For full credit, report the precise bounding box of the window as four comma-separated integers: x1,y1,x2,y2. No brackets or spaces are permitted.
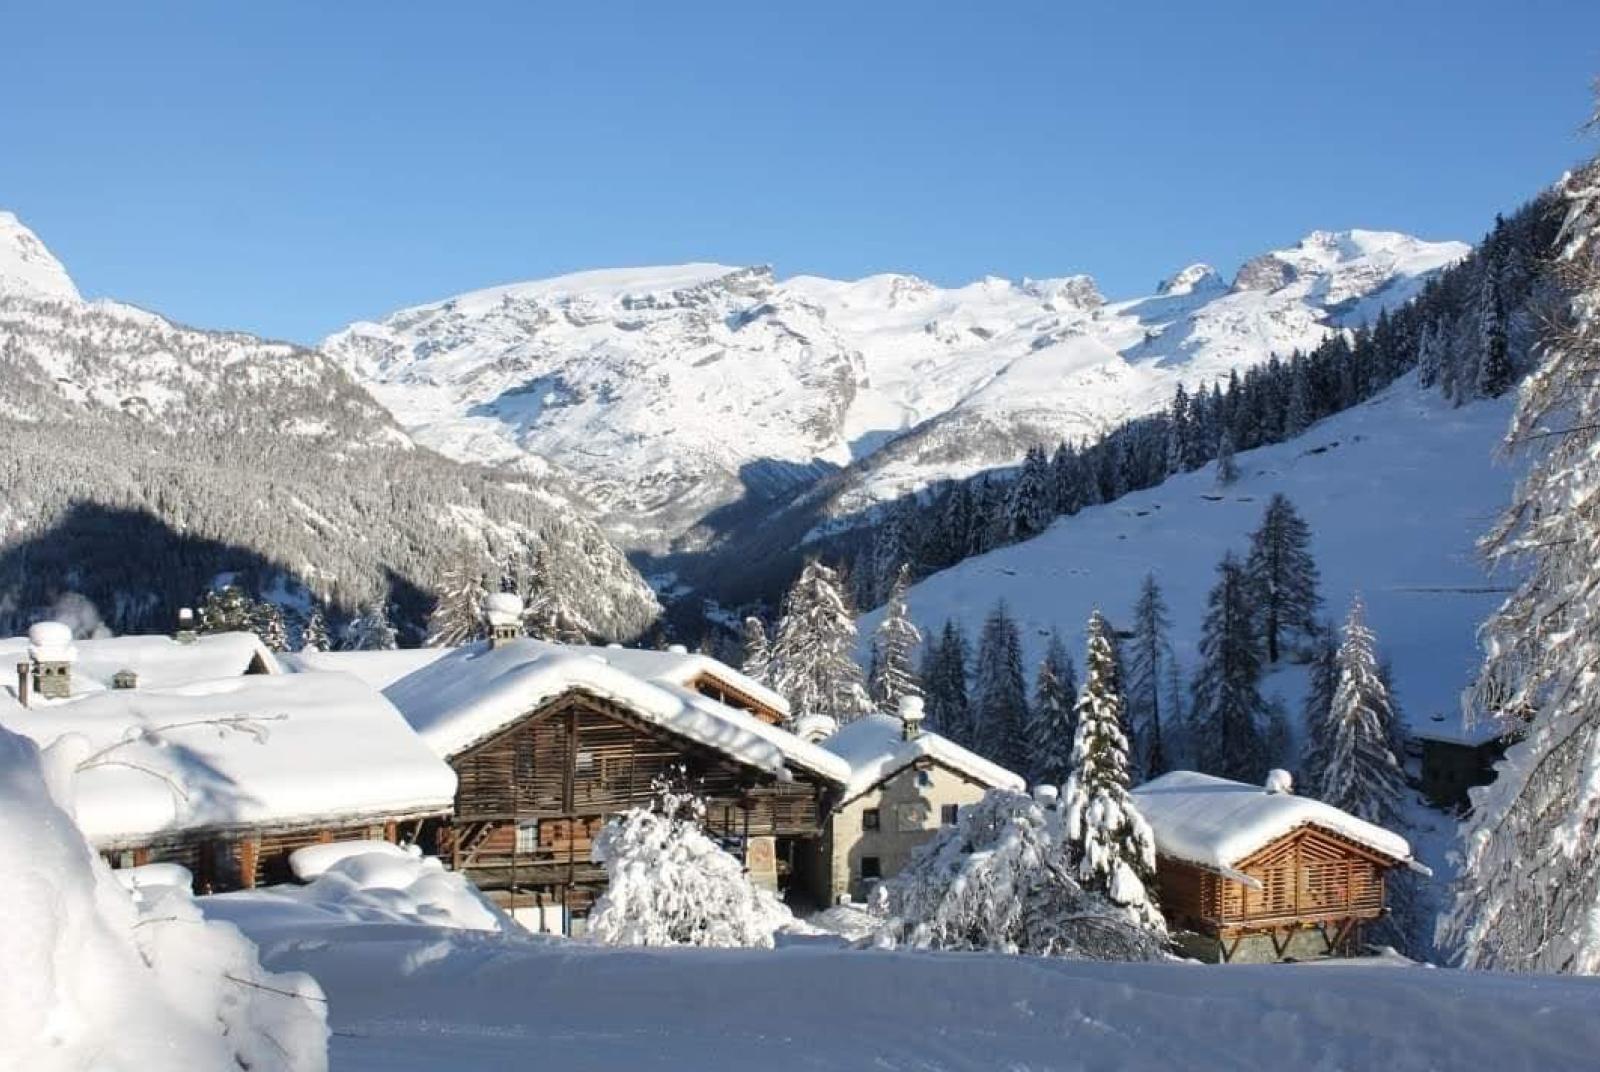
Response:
861,856,882,881
941,804,960,826
574,750,596,778
862,808,881,832
916,770,933,788
515,822,538,854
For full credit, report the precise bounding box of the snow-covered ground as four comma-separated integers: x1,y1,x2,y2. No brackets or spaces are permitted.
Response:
322,231,1466,552
215,910,1600,1071
861,375,1519,750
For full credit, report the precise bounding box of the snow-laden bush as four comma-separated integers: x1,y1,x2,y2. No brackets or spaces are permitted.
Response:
588,782,792,948
872,788,1166,961
0,727,328,1071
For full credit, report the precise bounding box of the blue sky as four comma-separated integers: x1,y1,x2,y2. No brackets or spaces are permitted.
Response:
3,2,1598,344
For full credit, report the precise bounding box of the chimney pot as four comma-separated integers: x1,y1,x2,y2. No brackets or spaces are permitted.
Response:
898,695,925,740
1265,769,1294,795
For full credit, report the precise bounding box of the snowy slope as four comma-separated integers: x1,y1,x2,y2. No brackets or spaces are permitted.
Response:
859,375,1518,746
324,231,1467,553
213,911,1600,1071
0,211,78,302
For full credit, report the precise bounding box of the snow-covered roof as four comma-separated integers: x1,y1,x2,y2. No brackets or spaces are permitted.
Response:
0,631,278,703
1410,713,1509,747
380,638,846,784
0,671,456,846
278,647,451,691
1131,771,1415,875
820,713,1025,804
575,644,790,719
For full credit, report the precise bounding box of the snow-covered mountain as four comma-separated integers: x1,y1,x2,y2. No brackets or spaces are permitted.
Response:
0,213,660,641
325,230,1468,555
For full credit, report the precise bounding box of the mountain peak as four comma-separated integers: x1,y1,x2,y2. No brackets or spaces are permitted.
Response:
0,211,79,302
1157,264,1223,297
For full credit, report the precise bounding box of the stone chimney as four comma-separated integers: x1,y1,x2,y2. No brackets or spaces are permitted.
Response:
175,607,198,645
484,591,525,648
28,621,77,701
112,668,139,690
15,661,29,708
898,695,925,741
1265,769,1294,795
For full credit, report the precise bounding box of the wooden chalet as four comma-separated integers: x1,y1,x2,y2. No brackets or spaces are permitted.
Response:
380,631,850,931
1133,770,1426,963
0,626,457,894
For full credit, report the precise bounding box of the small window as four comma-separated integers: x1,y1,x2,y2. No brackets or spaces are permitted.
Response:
941,804,960,826
515,822,538,854
861,856,882,881
574,750,596,778
862,808,881,832
916,770,933,788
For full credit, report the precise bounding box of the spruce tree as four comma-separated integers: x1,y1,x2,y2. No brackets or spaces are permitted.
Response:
1312,597,1406,828
869,566,924,714
248,599,289,652
198,584,256,634
1443,139,1600,973
1190,553,1270,783
1475,263,1514,398
1244,494,1322,663
973,601,1030,772
1007,446,1054,543
1025,630,1078,786
425,555,489,647
1125,573,1171,782
300,609,331,653
1214,427,1239,486
1061,610,1165,932
1298,625,1340,787
768,559,874,725
921,620,973,746
343,603,398,651
739,616,771,684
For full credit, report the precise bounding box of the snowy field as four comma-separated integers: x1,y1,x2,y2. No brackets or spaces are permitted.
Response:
862,376,1520,748
208,910,1600,1071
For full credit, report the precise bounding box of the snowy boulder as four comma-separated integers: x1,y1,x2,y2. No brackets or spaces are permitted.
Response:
289,838,418,882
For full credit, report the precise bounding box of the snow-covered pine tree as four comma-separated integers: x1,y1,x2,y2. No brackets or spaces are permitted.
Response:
247,599,288,652
739,615,771,684
1416,319,1444,389
1162,657,1189,769
342,603,398,651
425,554,489,647
921,619,973,746
1061,610,1165,933
1007,446,1054,543
869,565,923,714
974,601,1030,773
1285,357,1315,437
1190,553,1270,783
197,584,255,634
1126,573,1172,781
1244,493,1322,663
768,559,874,725
1026,630,1078,787
1476,258,1515,398
299,609,331,653
1312,596,1406,828
1214,426,1239,486
1441,137,1600,974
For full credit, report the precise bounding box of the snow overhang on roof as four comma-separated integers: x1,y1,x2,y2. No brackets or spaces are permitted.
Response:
381,639,845,785
0,670,456,845
1131,770,1422,877
821,712,1026,803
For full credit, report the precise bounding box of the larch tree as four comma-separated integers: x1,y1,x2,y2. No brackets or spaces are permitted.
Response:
1244,494,1322,663
768,559,874,726
1125,573,1173,781
973,601,1030,773
1441,134,1600,974
1190,553,1270,783
739,616,771,685
1061,611,1165,933
1026,630,1078,787
869,565,924,714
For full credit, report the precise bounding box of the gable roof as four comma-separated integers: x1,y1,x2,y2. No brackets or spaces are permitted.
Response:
1131,770,1416,875
278,647,451,690
0,632,277,702
820,713,1025,803
379,638,846,784
0,671,456,846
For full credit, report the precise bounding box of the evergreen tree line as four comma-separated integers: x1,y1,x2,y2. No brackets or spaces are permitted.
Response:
846,195,1564,611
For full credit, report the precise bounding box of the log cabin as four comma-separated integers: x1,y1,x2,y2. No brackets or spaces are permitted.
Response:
1132,770,1427,963
818,697,1025,902
377,630,850,933
0,623,456,892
